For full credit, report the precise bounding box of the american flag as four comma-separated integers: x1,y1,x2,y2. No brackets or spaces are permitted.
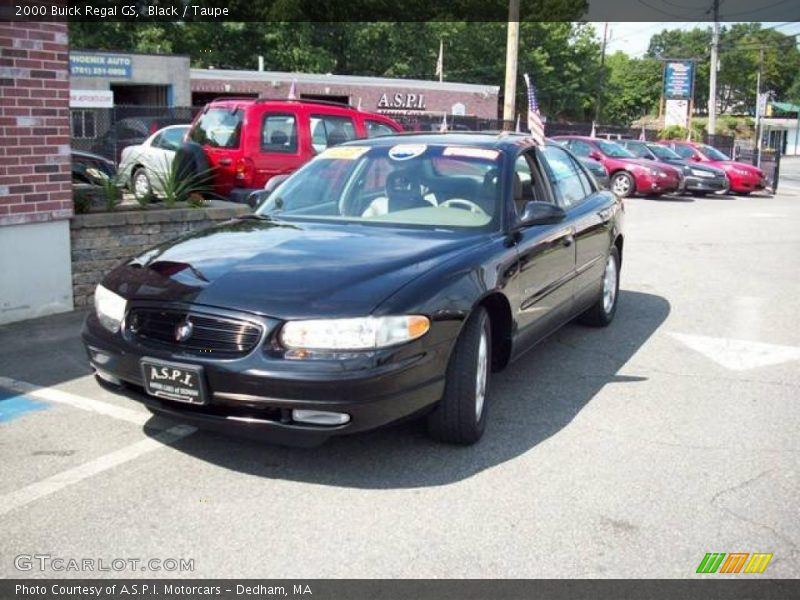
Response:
523,73,545,145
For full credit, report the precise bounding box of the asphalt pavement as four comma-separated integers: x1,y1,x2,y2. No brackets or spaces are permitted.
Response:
1,163,798,578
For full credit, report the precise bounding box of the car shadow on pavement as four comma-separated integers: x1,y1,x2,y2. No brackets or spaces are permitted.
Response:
151,290,670,489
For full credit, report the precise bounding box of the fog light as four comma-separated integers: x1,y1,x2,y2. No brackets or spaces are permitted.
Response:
292,409,350,426
94,368,121,386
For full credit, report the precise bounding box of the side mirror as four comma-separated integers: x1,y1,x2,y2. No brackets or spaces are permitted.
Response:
589,151,602,161
692,155,702,162
248,174,290,209
518,201,566,227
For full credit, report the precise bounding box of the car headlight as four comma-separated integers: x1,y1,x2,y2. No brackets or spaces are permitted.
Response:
280,315,430,351
94,284,127,333
690,168,714,178
648,168,666,177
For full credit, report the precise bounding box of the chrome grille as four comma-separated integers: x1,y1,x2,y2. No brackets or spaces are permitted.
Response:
127,308,263,356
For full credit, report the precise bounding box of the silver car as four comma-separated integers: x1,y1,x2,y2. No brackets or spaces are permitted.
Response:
118,125,189,200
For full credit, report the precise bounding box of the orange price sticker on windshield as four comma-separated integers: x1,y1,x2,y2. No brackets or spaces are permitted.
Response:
319,146,370,160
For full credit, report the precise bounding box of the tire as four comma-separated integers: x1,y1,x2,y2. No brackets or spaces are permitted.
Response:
579,246,620,327
611,172,635,197
132,167,151,200
427,307,491,445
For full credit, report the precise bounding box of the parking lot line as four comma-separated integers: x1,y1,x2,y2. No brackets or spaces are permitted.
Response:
0,376,148,426
0,423,196,517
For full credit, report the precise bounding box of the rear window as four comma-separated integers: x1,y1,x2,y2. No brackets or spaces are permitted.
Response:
310,115,357,153
189,108,243,149
366,120,396,138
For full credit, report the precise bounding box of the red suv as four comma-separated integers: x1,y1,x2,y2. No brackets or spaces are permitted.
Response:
658,141,766,195
185,99,403,201
552,135,682,197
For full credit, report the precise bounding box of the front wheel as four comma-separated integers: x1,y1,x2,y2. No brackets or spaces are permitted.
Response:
611,172,635,198
427,307,491,445
579,246,620,327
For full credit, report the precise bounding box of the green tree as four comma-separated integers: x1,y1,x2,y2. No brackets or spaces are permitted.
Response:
600,51,661,126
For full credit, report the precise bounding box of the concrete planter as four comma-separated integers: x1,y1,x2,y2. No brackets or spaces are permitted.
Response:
70,200,249,307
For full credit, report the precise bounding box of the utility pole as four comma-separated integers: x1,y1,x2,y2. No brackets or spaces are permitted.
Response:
594,22,609,126
754,45,764,167
708,0,720,135
502,0,520,130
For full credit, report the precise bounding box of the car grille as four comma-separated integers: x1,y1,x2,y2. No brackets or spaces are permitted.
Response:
127,308,263,356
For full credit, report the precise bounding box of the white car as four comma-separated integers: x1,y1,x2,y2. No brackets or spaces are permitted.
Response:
118,125,190,200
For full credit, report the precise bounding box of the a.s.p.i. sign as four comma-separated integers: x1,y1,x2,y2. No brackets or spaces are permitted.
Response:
664,60,695,100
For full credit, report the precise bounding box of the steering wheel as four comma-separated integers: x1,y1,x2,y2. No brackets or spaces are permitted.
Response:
439,198,488,216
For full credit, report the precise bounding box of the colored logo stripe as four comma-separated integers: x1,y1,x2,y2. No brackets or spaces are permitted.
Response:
719,553,749,574
697,553,726,573
744,553,773,574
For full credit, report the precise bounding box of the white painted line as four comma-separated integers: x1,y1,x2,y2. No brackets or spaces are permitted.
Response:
0,376,148,426
670,333,800,371
0,424,196,517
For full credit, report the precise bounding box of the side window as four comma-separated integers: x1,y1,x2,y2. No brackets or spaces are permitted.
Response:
540,146,592,209
512,154,540,217
159,127,186,151
309,115,357,152
262,114,298,153
673,144,694,159
625,142,649,158
569,140,593,158
150,133,165,149
365,120,395,138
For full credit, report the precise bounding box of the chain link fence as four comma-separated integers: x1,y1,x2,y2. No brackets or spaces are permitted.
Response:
70,105,200,163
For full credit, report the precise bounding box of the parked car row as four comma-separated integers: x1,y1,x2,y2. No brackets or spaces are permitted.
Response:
551,135,766,198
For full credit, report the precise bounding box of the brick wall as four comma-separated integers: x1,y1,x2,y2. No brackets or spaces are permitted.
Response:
0,22,72,226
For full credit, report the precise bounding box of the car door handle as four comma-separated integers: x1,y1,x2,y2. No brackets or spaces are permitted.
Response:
218,158,232,166
563,235,574,247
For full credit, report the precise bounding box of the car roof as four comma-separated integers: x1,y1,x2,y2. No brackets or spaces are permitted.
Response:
337,131,539,152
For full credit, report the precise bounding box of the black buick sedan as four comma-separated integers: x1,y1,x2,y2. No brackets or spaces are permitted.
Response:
83,133,624,445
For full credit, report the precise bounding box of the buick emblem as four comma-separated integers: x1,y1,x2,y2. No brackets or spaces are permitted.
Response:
175,319,194,342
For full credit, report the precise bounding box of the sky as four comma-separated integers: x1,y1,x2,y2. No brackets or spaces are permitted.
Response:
600,21,800,57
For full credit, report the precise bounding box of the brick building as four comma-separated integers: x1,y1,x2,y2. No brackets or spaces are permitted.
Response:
0,22,73,324
190,69,499,119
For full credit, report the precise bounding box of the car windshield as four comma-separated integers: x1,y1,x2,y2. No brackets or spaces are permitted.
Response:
699,144,730,161
596,140,635,158
189,107,243,148
255,143,502,231
648,144,681,160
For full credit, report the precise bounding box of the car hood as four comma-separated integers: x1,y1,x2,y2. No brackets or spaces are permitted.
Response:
102,218,488,319
705,160,763,176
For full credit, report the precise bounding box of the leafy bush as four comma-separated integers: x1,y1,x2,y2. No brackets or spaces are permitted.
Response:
148,155,215,208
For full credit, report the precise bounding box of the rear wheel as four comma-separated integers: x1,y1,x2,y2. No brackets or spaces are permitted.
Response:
579,246,620,327
132,168,151,200
427,307,491,445
611,172,635,197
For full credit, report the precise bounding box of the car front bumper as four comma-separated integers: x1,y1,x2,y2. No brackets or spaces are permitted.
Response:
683,175,729,193
82,311,453,445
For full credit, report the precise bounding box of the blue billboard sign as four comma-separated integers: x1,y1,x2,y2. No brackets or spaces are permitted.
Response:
69,53,132,79
664,61,695,100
